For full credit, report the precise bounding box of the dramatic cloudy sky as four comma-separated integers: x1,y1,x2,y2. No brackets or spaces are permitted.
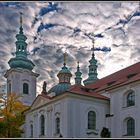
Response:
0,1,140,94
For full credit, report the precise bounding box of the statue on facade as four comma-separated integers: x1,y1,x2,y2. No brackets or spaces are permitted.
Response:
42,81,47,94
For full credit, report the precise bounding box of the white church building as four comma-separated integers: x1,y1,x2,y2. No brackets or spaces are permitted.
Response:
4,14,140,138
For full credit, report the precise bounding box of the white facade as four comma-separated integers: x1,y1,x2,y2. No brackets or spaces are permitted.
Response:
107,81,140,138
24,78,140,138
4,68,39,106
25,93,109,138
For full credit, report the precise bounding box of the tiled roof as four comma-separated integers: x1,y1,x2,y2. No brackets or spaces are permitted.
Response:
66,84,109,100
85,62,140,92
106,72,140,91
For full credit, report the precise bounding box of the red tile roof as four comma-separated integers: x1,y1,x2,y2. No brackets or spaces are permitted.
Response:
106,72,140,91
85,62,140,92
66,84,109,100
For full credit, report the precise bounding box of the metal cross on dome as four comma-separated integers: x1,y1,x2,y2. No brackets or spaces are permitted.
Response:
92,38,95,52
20,12,23,27
63,51,68,65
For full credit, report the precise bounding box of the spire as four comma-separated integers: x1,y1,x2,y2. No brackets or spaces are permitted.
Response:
15,12,27,58
75,61,82,84
8,12,35,70
83,38,98,85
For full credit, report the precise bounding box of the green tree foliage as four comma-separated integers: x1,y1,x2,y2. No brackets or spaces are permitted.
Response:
0,93,29,138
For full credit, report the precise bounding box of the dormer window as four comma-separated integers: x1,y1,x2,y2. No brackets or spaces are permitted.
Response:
127,73,137,79
107,81,116,86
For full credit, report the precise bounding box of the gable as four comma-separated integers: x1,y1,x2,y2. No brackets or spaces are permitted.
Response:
30,95,50,110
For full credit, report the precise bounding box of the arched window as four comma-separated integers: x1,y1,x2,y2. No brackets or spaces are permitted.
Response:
88,111,96,130
23,83,29,94
30,124,33,137
55,117,60,134
40,115,45,136
127,91,135,107
127,118,135,136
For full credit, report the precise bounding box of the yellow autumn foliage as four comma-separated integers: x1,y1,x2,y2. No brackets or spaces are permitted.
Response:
0,93,29,138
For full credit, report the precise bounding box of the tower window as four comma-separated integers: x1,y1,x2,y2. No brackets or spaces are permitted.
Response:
88,111,96,130
8,83,11,93
55,117,60,134
23,83,29,94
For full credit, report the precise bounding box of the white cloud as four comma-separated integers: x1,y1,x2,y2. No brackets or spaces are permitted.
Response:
0,2,140,94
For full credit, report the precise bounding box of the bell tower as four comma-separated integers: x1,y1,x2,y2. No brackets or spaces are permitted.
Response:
4,13,39,106
83,38,98,85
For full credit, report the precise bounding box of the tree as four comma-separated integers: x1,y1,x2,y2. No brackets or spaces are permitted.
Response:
0,93,29,138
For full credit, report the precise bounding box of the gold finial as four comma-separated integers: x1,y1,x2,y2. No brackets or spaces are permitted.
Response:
20,12,23,27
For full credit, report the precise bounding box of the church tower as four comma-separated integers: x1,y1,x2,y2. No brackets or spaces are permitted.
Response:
83,39,98,85
4,13,39,106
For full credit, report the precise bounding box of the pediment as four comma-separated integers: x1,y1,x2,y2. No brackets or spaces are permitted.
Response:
30,95,50,110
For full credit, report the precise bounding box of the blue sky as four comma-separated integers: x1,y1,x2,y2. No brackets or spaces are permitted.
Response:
0,2,140,94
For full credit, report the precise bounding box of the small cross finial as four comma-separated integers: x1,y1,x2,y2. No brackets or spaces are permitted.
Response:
64,51,67,65
77,61,79,67
20,12,23,27
92,38,95,50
